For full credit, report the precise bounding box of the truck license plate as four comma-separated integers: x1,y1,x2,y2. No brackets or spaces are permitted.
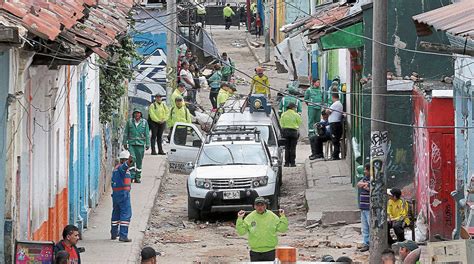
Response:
223,191,240,200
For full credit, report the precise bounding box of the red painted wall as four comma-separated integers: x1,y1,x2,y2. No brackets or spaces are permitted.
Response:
413,89,455,240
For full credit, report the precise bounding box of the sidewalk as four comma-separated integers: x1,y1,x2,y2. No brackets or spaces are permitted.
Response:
80,154,166,263
304,159,359,226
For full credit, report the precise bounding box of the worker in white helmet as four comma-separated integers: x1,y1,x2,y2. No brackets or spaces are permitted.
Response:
110,150,133,242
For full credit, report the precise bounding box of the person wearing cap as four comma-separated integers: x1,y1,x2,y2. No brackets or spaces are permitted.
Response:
217,82,236,108
148,94,169,155
321,255,335,262
279,103,302,167
395,240,420,263
123,109,150,183
220,52,235,81
208,64,223,111
110,150,133,242
236,197,288,261
251,67,271,99
304,79,324,135
141,246,161,264
308,110,330,160
278,90,302,116
170,83,187,108
387,188,410,245
167,96,192,145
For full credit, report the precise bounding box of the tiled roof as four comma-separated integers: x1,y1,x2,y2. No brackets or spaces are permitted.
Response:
0,0,135,58
412,1,474,39
304,5,351,31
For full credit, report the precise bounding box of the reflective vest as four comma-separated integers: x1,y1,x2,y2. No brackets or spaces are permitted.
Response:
111,163,131,192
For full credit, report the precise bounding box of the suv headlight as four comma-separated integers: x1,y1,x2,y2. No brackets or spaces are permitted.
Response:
195,178,212,189
252,176,268,188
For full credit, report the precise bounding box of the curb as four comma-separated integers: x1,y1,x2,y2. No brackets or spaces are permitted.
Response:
246,37,264,65
127,161,169,263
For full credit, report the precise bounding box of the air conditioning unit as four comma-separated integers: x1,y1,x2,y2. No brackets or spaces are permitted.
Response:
427,240,474,264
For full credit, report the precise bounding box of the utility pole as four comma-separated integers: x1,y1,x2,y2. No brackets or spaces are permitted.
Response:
264,0,270,62
369,0,388,262
166,0,178,104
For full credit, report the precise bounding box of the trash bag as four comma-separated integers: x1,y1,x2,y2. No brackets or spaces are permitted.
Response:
414,213,428,242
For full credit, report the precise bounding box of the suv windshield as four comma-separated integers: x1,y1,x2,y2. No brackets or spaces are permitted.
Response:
198,144,268,166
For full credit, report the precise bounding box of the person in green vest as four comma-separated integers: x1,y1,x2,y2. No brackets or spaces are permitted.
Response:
279,103,302,167
170,83,187,108
223,4,235,30
279,85,302,116
148,94,169,155
220,52,235,82
167,96,192,146
217,82,236,109
123,109,150,183
304,79,324,135
236,197,288,261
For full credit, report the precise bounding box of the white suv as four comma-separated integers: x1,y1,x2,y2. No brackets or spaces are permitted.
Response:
167,125,280,220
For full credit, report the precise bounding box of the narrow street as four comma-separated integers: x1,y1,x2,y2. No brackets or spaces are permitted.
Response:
141,26,368,263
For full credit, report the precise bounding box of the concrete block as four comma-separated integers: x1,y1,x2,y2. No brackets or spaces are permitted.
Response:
321,210,361,225
306,211,322,226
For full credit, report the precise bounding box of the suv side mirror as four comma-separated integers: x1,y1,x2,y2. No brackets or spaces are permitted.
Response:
277,138,287,147
192,139,202,148
185,162,195,173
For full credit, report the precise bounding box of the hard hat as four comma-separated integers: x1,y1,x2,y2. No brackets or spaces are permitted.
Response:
256,66,264,74
119,150,130,160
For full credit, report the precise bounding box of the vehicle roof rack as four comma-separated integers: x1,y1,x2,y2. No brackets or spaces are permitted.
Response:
206,126,261,144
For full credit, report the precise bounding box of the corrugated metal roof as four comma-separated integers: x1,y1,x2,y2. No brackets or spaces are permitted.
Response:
0,0,134,58
305,5,350,31
412,1,474,39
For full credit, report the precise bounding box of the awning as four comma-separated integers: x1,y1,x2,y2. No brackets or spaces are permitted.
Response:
305,6,363,48
412,1,474,39
318,22,364,50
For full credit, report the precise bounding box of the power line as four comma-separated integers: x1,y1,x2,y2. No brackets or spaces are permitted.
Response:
284,1,471,59
136,4,474,129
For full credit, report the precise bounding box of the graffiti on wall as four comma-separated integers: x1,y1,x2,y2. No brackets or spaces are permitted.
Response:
370,131,389,229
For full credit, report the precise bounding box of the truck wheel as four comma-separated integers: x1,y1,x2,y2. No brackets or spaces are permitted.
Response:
187,197,201,220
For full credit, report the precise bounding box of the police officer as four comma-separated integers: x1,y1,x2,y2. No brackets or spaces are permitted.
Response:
123,109,150,183
167,96,192,145
148,94,169,155
236,197,288,261
304,79,324,135
279,103,302,167
111,150,133,242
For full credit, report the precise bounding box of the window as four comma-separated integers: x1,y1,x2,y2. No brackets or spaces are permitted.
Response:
174,126,201,147
198,144,268,166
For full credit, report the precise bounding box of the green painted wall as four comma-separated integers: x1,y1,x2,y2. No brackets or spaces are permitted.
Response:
362,0,453,77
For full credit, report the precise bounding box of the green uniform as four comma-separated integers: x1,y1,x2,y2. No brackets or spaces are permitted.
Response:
236,210,288,253
304,86,323,135
123,112,150,181
217,89,231,107
170,89,185,108
167,106,192,128
279,109,302,130
221,58,235,81
278,95,302,115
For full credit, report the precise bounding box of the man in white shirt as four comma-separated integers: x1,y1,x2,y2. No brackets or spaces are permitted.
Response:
179,61,195,102
326,93,344,160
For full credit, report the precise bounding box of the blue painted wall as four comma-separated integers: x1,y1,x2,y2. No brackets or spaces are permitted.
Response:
0,50,10,263
285,0,309,25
